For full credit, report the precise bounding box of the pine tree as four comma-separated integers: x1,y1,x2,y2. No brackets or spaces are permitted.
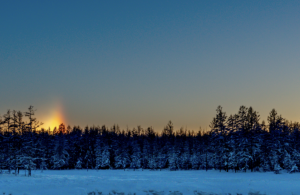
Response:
157,150,166,171
130,140,141,170
75,157,83,169
168,145,179,170
95,136,102,169
51,131,69,170
21,106,43,176
101,145,110,169
114,135,130,170
178,140,190,170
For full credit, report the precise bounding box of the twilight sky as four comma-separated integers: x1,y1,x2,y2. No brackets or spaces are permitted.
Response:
1,0,300,131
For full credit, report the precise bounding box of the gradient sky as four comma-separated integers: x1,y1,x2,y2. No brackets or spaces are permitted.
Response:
1,0,300,131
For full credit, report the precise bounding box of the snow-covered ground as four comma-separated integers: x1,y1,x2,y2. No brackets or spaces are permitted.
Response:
1,169,300,195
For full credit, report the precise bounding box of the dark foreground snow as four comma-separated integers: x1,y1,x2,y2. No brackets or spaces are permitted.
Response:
1,170,299,195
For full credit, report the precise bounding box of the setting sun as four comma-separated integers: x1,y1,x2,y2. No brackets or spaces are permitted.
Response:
42,102,65,131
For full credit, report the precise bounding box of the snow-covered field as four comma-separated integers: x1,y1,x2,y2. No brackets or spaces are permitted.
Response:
1,170,300,195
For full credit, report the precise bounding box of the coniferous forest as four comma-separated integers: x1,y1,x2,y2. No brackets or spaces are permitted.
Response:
1,105,300,176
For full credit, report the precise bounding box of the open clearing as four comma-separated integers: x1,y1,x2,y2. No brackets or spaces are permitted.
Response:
1,170,299,195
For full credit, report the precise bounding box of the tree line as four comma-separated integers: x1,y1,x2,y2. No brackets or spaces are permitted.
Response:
1,105,300,176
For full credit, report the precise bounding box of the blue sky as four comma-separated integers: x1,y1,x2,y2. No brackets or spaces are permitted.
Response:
1,0,300,131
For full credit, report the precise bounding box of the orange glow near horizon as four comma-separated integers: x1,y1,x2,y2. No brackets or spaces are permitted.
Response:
42,101,66,131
